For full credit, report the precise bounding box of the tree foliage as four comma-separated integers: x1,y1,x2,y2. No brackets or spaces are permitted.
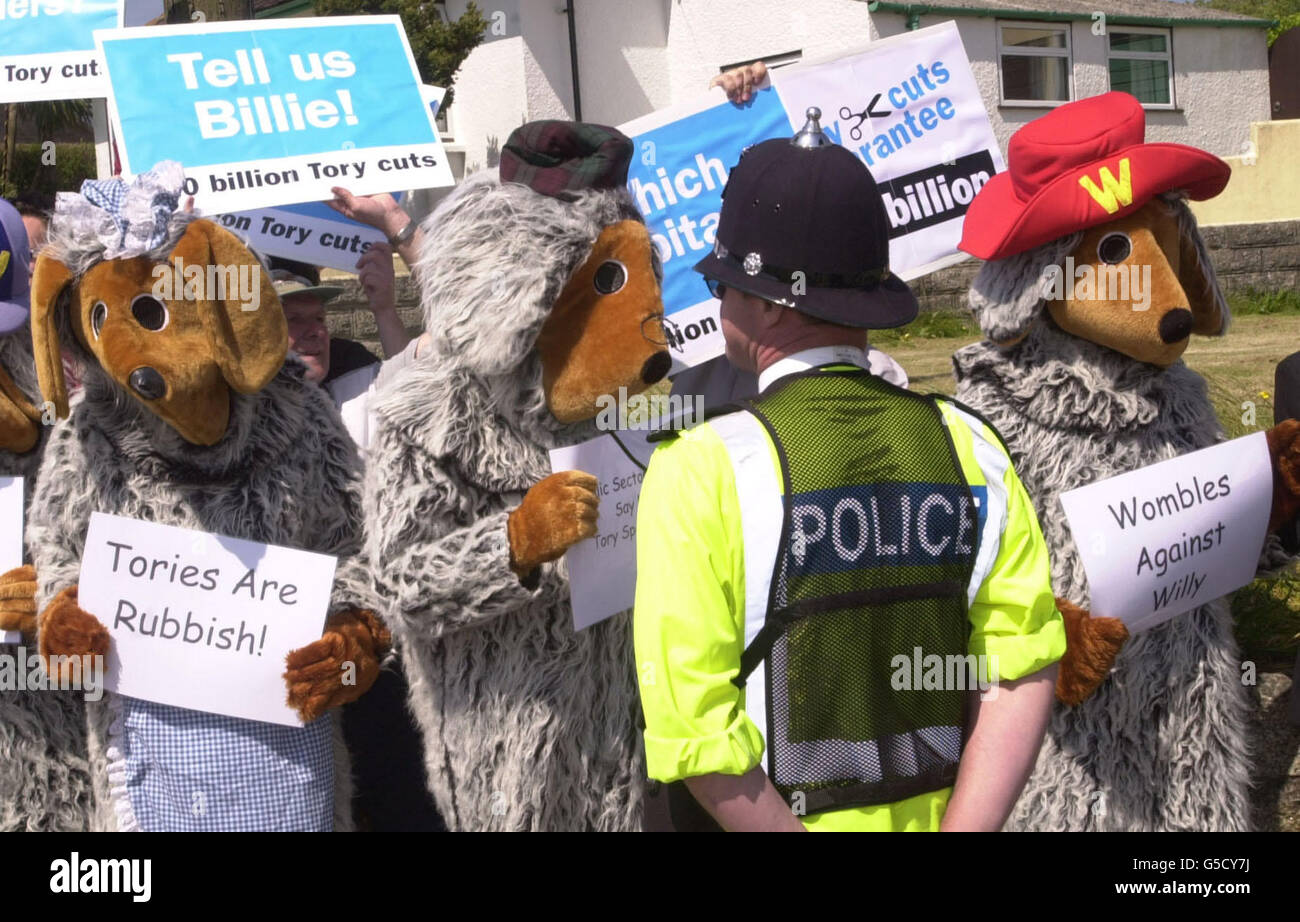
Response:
314,0,487,109
1195,0,1300,43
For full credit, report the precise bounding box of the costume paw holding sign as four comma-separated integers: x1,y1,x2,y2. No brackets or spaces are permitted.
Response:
26,164,384,831
507,471,600,579
285,608,390,723
0,564,39,638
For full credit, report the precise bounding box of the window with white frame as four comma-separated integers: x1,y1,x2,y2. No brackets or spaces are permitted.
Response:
719,50,803,72
1108,27,1174,107
998,22,1071,104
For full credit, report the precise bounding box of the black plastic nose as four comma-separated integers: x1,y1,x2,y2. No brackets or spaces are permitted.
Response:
1158,308,1194,344
641,351,671,385
129,367,166,400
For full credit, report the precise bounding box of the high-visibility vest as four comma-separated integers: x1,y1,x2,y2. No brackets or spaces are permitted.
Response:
718,367,980,815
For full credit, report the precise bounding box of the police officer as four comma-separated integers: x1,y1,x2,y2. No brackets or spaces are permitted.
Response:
633,116,1066,832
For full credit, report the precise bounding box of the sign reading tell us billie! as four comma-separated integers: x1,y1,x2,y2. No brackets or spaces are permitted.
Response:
96,16,455,212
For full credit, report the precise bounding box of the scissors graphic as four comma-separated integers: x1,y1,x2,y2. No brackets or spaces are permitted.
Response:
839,106,868,141
839,94,892,141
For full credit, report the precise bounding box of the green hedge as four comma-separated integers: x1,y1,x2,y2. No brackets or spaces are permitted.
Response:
2,142,97,199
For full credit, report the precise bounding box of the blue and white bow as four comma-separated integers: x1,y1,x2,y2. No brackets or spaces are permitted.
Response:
59,161,187,260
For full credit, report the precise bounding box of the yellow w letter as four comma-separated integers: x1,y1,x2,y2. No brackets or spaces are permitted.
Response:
1078,158,1133,214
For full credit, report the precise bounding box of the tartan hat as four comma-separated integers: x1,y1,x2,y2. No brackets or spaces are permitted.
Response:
499,121,634,200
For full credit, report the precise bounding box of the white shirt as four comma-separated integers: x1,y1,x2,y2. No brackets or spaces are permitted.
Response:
323,336,422,453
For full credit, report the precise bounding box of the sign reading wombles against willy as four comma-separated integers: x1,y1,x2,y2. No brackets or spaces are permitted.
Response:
95,16,455,213
78,512,338,726
1059,432,1272,634
0,0,117,102
620,21,1002,370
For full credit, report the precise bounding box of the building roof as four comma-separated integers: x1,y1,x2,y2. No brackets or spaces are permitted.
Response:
872,0,1273,27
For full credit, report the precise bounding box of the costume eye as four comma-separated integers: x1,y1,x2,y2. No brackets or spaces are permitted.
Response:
90,301,107,339
593,260,627,295
131,295,169,332
1098,232,1132,265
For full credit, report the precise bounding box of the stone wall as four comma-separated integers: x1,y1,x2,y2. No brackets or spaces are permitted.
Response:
324,219,1300,357
907,218,1300,319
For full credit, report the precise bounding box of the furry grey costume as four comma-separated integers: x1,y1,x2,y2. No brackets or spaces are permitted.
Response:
952,196,1269,830
27,214,371,831
363,172,646,831
0,331,92,831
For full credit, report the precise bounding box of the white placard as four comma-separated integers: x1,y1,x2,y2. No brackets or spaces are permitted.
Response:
78,512,338,726
618,21,1001,370
1059,432,1272,633
0,476,22,645
548,430,657,630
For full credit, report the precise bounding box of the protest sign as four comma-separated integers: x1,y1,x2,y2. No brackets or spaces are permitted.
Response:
78,512,338,726
1059,432,1272,634
549,429,657,630
212,87,440,272
621,88,793,369
0,477,22,645
0,0,117,103
620,21,1001,369
96,17,455,213
772,22,1002,277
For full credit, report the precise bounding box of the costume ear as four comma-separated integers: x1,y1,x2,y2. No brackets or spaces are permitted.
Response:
30,251,73,421
169,219,286,394
1179,225,1228,337
968,232,1081,347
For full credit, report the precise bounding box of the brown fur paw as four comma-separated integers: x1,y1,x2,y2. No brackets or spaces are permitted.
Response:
0,564,38,638
284,608,389,723
38,585,111,682
1056,597,1128,706
1266,419,1300,532
506,470,599,580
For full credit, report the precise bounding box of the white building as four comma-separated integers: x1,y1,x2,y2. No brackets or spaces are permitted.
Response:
436,0,1270,185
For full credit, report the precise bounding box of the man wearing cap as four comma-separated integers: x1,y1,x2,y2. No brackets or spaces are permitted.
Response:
633,126,1066,831
271,256,421,452
271,258,443,832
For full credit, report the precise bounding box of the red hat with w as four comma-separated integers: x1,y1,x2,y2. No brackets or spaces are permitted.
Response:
958,92,1230,261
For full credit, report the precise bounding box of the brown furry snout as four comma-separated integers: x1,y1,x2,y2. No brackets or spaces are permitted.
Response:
69,257,234,445
537,220,668,424
1045,199,1218,368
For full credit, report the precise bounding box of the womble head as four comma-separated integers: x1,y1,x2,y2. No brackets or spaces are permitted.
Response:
961,92,1230,367
29,162,287,445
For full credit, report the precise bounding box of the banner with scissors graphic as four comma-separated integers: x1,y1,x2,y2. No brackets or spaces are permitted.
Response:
621,21,1001,370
